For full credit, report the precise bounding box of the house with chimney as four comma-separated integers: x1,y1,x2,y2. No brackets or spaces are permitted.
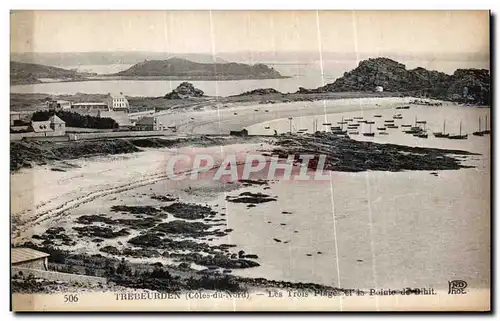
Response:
28,115,66,136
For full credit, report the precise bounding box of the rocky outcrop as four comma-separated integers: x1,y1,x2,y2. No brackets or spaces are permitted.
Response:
235,88,282,96
164,82,204,99
297,57,490,105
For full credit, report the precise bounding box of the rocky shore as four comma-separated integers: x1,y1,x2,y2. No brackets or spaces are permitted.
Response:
271,132,478,172
9,136,254,172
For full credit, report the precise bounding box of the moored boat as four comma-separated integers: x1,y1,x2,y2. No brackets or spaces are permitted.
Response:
448,120,468,140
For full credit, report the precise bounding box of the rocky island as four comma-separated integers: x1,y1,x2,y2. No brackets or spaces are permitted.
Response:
297,57,490,105
111,57,287,80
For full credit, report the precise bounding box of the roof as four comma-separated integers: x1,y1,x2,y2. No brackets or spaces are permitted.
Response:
30,120,53,133
109,92,126,99
49,115,65,124
99,111,133,126
135,116,155,126
72,102,108,106
11,248,50,264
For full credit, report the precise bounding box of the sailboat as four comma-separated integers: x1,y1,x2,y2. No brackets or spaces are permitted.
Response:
415,122,428,138
331,116,347,135
482,115,491,135
433,120,449,138
448,120,468,139
473,117,484,136
363,122,375,137
404,116,423,134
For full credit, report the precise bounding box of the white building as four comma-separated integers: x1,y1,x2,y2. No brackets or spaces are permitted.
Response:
106,92,130,111
375,86,384,92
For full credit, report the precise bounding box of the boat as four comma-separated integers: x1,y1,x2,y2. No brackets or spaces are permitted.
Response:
384,120,395,123
401,124,412,128
363,123,375,137
379,132,389,135
358,120,368,123
331,126,342,130
482,115,491,134
332,130,347,135
345,118,353,121
404,127,422,134
354,116,364,119
377,127,386,130
264,126,271,129
348,131,359,135
366,121,375,124
337,121,348,124
393,116,403,120
448,121,468,140
298,128,308,132
473,117,484,136
416,120,427,124
416,122,428,138
265,110,269,112
433,120,449,138
373,115,382,118
322,122,332,126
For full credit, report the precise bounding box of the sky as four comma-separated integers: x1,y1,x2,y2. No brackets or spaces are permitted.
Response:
10,10,490,56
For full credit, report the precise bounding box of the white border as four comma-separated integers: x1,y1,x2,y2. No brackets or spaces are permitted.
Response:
1,1,497,320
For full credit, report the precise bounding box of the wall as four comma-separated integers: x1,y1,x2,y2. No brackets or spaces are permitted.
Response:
10,132,69,141
68,130,173,140
12,267,107,284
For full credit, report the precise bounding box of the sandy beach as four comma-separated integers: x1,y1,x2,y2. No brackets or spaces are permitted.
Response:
10,96,490,295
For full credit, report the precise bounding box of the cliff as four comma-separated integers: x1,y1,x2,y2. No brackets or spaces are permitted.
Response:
298,58,490,105
113,58,284,80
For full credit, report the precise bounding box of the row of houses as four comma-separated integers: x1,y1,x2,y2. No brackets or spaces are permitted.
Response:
46,92,130,112
11,92,169,138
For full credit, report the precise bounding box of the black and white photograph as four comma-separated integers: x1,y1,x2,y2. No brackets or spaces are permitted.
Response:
9,10,491,311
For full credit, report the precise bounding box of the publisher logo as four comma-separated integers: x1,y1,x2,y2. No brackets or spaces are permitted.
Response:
448,280,467,295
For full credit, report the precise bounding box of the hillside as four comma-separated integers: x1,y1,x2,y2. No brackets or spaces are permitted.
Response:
113,58,285,80
10,61,94,85
298,57,490,105
11,52,227,66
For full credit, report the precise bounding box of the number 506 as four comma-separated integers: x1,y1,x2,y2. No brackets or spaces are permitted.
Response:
64,294,79,303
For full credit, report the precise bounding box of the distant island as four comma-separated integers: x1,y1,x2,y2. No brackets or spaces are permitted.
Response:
110,58,286,80
10,57,287,85
10,61,96,85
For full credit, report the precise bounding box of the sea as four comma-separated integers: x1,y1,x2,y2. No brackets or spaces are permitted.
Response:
9,58,490,97
10,60,491,294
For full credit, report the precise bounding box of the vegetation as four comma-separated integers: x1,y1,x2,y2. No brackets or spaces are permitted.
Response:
10,61,94,85
298,57,490,105
32,110,118,129
114,58,284,79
